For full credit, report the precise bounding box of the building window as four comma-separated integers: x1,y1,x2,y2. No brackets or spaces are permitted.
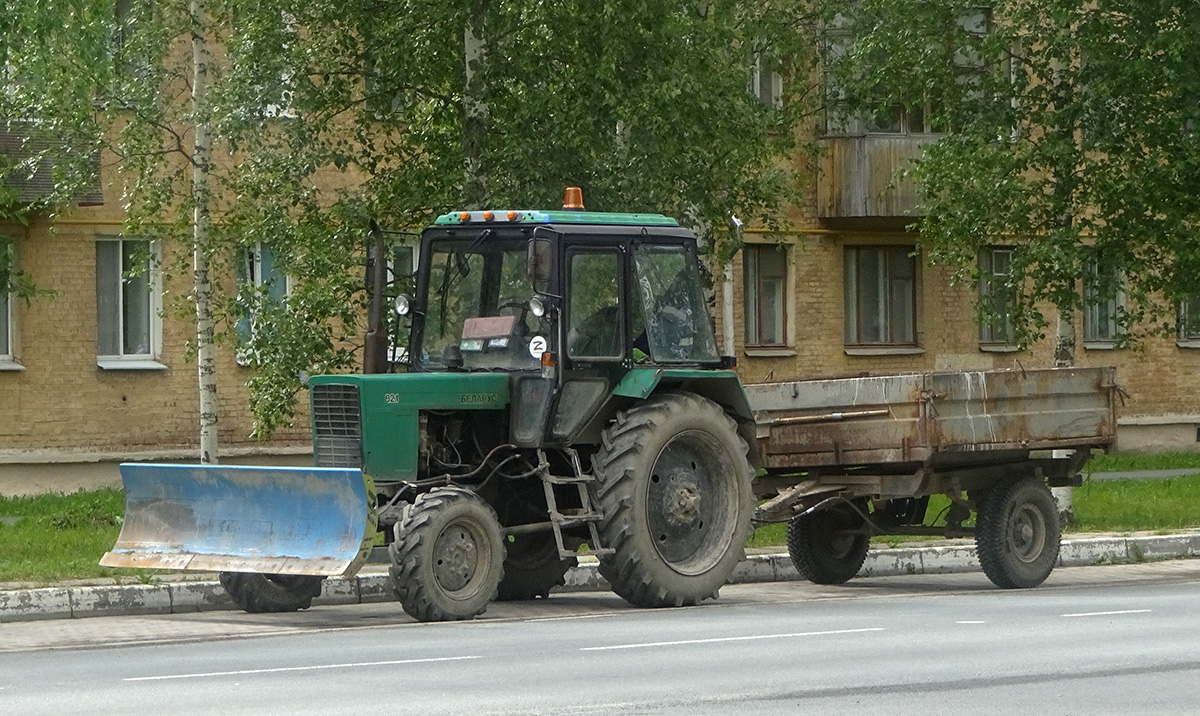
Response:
0,288,10,361
823,7,990,136
96,238,161,366
1083,260,1122,345
1179,298,1200,343
752,51,783,109
236,243,290,349
744,244,787,347
844,246,916,346
978,247,1015,346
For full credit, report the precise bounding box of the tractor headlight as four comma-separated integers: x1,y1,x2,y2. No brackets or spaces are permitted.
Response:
394,293,411,316
529,295,547,318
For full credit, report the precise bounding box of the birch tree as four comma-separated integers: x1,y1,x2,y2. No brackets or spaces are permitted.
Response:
3,0,821,439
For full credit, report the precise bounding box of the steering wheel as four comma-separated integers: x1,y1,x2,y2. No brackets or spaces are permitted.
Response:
497,300,536,340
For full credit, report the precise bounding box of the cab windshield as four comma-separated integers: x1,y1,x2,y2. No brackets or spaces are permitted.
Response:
418,240,548,371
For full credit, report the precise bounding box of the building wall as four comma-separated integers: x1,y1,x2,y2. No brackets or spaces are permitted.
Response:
0,210,310,468
722,224,1200,453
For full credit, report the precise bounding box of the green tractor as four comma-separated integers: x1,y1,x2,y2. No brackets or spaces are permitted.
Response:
106,190,759,621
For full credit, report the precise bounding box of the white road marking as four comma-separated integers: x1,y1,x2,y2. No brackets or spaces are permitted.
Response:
527,613,619,623
580,627,885,651
1062,609,1152,618
957,620,986,624
124,655,481,682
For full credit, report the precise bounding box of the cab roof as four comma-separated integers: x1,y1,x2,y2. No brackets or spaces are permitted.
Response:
433,209,679,227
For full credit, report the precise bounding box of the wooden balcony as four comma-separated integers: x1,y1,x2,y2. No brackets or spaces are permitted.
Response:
817,134,939,220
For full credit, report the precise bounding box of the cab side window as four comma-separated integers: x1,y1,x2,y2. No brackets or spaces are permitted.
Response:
567,250,622,359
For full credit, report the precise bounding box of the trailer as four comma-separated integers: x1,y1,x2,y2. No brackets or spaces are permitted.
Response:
747,367,1116,587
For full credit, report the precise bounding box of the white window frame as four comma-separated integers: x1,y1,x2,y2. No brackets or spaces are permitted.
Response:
743,244,790,348
95,237,164,370
0,284,19,370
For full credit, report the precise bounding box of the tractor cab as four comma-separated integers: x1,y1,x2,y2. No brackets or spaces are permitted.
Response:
401,189,720,377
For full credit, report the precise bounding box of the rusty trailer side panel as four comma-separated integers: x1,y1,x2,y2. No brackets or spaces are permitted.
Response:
747,367,1117,471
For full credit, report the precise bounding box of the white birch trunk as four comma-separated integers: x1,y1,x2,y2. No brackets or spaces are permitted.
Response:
463,1,488,208
191,0,219,464
1051,309,1075,523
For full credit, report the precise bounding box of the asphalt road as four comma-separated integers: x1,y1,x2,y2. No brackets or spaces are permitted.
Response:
2,560,1198,716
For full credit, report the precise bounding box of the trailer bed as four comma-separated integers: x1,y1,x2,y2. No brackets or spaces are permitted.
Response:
747,366,1117,470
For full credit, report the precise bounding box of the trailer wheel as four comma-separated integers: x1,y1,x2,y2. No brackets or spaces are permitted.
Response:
389,487,505,621
495,532,578,601
218,572,324,613
976,477,1061,589
785,501,871,585
591,392,753,608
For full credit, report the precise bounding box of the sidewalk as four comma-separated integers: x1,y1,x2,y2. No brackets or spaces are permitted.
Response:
3,530,1198,623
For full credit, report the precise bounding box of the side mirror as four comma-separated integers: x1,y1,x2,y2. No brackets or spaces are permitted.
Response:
527,237,552,284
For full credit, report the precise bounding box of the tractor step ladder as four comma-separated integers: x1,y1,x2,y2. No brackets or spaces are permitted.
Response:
538,449,614,559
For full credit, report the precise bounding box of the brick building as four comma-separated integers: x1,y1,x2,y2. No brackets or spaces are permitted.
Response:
4,85,1199,495
0,146,313,493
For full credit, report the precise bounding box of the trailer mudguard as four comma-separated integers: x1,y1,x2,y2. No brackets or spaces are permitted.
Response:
100,463,374,577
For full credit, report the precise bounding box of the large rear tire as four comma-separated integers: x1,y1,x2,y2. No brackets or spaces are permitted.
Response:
219,572,324,613
976,477,1061,589
591,392,754,608
496,532,578,601
786,500,871,585
389,487,506,621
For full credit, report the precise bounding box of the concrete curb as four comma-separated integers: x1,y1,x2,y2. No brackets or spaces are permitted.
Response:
3,533,1198,623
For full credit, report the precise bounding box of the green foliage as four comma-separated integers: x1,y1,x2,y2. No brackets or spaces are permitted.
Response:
819,0,1200,347
4,0,821,438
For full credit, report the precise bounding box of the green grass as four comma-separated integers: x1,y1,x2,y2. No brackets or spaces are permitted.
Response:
1084,451,1200,473
750,475,1200,548
4,473,1200,582
0,489,153,584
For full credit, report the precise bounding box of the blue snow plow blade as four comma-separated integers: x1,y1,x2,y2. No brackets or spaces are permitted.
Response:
101,463,373,577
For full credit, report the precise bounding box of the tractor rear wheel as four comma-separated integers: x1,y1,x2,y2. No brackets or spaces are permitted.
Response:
976,477,1061,588
591,392,753,608
219,572,324,613
389,487,506,621
496,532,578,600
786,501,871,584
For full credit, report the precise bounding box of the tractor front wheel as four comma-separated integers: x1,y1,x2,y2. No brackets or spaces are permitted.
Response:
389,487,506,621
219,572,324,613
591,392,754,608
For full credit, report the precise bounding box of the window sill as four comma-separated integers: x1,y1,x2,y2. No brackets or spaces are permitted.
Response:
1084,341,1118,351
0,359,25,371
97,358,168,371
744,347,796,358
844,346,925,356
979,344,1021,353
1177,340,1200,350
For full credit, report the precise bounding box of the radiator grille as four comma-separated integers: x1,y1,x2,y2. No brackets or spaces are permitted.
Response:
312,383,363,468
